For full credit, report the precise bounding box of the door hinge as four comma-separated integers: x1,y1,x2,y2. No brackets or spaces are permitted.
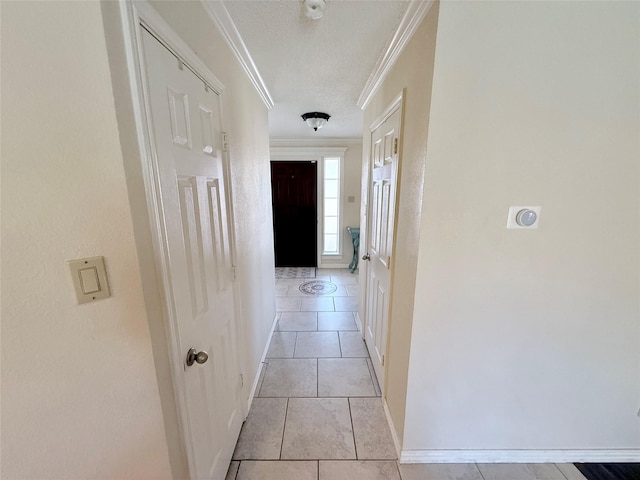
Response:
381,354,385,366
387,256,391,269
231,266,237,281
239,373,244,387
222,132,229,152
394,138,398,155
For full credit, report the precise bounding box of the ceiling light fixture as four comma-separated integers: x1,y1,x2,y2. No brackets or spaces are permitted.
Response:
301,112,330,131
303,0,326,20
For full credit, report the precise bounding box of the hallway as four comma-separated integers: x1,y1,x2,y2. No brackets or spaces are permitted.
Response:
225,269,590,480
226,268,400,479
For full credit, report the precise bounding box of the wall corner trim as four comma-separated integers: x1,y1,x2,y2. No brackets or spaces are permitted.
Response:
356,0,434,111
200,1,274,110
399,449,640,464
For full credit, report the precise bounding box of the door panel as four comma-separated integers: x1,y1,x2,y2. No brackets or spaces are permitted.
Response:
177,176,208,315
363,107,401,391
207,178,230,293
270,161,317,267
141,27,242,480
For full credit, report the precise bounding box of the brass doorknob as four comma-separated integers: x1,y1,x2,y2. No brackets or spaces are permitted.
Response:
362,254,371,261
186,348,209,366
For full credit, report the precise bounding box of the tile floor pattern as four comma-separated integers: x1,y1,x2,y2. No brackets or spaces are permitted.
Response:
227,269,587,480
275,266,316,279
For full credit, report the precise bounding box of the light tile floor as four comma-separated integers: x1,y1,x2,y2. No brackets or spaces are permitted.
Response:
227,269,587,480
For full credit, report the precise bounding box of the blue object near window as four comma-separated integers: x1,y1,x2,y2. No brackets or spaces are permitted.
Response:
346,226,360,273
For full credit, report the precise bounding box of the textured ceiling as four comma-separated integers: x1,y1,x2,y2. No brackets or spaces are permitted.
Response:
222,0,409,138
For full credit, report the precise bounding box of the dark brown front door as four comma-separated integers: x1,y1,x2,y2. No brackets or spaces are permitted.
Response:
270,161,317,267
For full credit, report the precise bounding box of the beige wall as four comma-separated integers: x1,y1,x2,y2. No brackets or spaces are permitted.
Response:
405,1,640,450
1,2,172,478
360,3,440,444
146,0,275,419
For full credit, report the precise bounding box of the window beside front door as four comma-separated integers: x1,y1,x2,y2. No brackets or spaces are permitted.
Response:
322,156,342,255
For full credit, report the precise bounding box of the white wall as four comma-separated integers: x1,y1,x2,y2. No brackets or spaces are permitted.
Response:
1,2,172,478
404,1,640,453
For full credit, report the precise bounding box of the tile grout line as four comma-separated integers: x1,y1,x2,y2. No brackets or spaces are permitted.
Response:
237,457,402,462
365,355,378,396
554,463,571,480
393,460,402,480
347,397,359,460
253,395,382,399
474,463,487,480
279,397,290,460
292,331,298,358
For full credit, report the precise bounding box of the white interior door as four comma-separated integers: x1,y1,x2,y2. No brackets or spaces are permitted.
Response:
363,106,401,391
140,27,242,480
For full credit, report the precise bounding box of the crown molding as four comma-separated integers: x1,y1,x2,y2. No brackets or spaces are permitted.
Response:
357,0,434,111
270,137,362,148
201,1,274,110
270,146,348,160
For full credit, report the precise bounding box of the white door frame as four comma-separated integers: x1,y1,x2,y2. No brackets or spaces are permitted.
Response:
270,147,347,268
360,90,405,395
117,1,242,476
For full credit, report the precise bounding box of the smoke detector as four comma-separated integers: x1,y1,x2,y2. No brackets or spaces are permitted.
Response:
303,0,326,20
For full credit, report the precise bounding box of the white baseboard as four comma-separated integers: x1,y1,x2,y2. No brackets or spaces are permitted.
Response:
382,399,402,459
245,312,278,414
317,264,351,269
399,449,640,464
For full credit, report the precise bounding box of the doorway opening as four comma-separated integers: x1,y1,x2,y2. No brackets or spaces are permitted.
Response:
270,161,318,267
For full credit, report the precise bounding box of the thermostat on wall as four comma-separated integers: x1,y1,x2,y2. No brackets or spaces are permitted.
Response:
507,206,541,229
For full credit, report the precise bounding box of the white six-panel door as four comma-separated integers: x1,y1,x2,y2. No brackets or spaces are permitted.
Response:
140,27,242,480
364,105,401,391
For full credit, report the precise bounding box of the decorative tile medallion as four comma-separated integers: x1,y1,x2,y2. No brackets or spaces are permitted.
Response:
299,280,338,296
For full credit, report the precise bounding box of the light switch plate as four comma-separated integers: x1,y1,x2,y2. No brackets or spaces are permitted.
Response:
507,206,541,229
68,256,111,304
